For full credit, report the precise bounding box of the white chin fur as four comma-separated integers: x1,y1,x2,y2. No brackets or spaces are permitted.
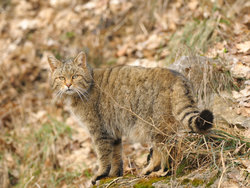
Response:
65,90,75,95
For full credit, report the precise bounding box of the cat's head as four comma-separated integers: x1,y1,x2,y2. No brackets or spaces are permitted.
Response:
47,51,93,100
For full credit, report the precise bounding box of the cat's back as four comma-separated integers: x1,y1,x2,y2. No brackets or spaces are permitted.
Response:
92,66,185,118
93,65,179,90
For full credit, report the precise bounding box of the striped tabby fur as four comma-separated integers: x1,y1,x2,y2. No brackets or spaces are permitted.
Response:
48,52,213,184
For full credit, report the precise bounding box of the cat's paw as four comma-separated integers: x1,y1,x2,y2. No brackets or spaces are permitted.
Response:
109,168,123,177
141,162,161,176
140,166,152,176
109,162,123,177
91,172,109,185
148,169,169,177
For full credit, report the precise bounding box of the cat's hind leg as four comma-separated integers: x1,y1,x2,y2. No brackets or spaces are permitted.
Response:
148,155,170,177
141,147,161,175
149,143,177,177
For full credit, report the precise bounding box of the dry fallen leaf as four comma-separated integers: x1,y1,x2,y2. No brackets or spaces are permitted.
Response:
236,41,250,54
188,0,198,10
221,181,239,188
240,159,250,173
231,62,250,78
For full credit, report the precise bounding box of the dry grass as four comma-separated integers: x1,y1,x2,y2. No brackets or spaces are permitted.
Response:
95,127,250,187
173,128,249,172
169,52,236,109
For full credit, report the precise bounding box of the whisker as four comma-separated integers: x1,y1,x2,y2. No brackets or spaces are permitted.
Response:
75,88,88,101
76,87,88,93
78,90,88,101
79,90,89,101
55,90,62,98
59,90,64,98
53,89,63,103
77,87,89,97
74,89,85,102
58,90,64,98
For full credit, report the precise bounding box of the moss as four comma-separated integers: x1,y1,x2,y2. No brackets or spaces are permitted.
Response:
99,177,116,185
181,178,191,185
133,177,166,188
134,181,155,188
192,178,204,187
124,173,136,178
134,184,154,188
180,178,204,187
206,171,221,187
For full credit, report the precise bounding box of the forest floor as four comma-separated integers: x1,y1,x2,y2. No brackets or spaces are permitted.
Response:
0,0,249,187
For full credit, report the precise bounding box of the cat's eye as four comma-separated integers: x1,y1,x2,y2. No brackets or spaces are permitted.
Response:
58,76,65,80
72,75,79,79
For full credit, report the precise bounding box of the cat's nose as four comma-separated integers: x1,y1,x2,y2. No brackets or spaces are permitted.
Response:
66,83,72,88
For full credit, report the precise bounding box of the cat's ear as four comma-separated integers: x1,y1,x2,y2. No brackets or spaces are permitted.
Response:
47,55,62,71
74,51,87,69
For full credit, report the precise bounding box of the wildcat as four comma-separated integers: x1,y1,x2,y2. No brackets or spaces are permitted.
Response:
48,51,213,184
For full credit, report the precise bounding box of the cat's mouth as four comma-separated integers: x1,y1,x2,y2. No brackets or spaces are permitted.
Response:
65,88,75,95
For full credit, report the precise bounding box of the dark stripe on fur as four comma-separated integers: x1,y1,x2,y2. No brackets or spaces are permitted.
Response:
105,68,113,85
188,116,195,132
113,139,122,146
181,110,199,121
176,105,193,115
147,148,153,164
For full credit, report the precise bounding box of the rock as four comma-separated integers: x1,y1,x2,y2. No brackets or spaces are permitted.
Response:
236,41,250,54
212,93,250,128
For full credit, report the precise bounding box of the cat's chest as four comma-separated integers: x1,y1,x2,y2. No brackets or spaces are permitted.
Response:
70,107,91,134
66,99,90,134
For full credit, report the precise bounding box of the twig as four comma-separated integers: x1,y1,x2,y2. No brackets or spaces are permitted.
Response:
119,177,141,186
218,141,226,188
127,156,134,175
24,176,34,188
105,177,123,188
35,182,41,188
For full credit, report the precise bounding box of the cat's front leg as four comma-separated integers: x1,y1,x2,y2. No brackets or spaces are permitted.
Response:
91,134,113,185
109,138,123,177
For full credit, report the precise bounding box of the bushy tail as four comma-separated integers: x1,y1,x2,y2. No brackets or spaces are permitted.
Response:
177,109,214,133
171,76,213,132
195,109,213,131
